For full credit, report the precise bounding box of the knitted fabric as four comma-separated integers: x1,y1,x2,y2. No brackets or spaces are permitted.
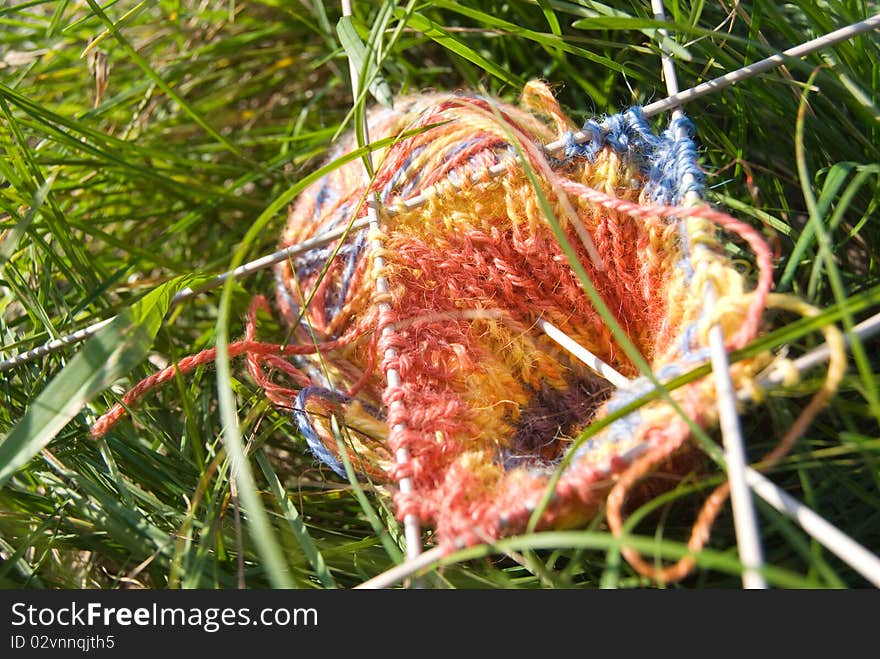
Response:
265,82,774,549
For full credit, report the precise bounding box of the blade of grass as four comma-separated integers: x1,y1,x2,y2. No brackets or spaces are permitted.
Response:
255,449,337,588
360,529,820,588
781,161,858,289
0,170,56,266
0,274,204,489
214,291,294,588
400,11,524,88
428,1,630,72
193,91,424,587
794,69,880,422
82,0,261,171
336,14,394,108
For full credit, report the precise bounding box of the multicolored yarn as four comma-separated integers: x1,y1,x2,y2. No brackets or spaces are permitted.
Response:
92,81,844,576
268,81,775,548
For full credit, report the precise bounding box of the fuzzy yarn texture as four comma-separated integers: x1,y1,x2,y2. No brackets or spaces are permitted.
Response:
263,81,776,550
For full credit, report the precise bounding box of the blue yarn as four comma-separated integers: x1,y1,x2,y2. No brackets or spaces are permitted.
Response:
568,373,658,466
680,322,699,355
569,357,701,468
312,182,335,221
293,387,352,477
650,116,701,202
602,113,630,152
274,268,301,320
558,107,706,291
328,229,367,323
571,409,642,465
382,145,427,200
559,107,704,205
445,138,482,158
294,241,361,281
323,202,351,232
561,118,606,161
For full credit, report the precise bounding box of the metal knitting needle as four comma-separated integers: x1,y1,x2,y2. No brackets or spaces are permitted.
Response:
1,318,115,373
536,319,631,388
340,0,422,565
650,0,767,589
4,16,878,371
760,309,880,388
355,545,444,590
543,12,880,153
0,217,372,373
744,467,880,587
545,308,880,413
642,12,880,118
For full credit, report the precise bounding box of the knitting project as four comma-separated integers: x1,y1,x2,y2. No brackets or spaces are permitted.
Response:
263,81,775,550
93,79,817,574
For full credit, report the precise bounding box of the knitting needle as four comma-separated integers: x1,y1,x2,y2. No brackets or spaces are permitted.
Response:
641,12,880,118
544,308,880,401
543,12,880,154
536,319,631,388
355,545,444,590
759,309,880,389
340,0,422,565
0,217,372,373
650,0,767,589
4,16,878,372
744,467,880,587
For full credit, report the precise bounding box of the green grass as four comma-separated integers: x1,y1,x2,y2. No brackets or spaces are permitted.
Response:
1,0,878,589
